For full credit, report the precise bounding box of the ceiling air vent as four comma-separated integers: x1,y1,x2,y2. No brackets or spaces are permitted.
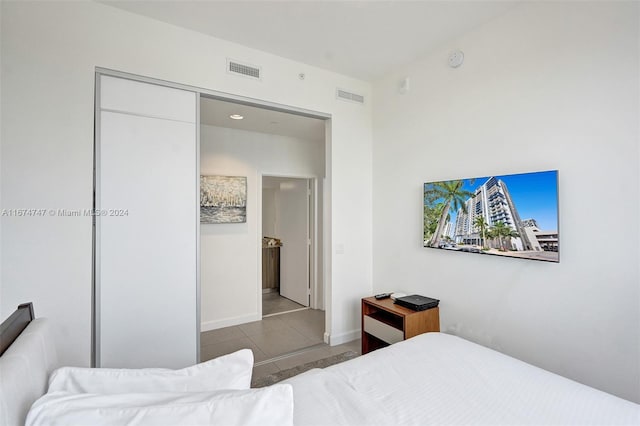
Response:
336,88,364,104
227,59,261,80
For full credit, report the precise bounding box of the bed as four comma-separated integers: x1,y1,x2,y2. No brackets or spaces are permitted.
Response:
0,304,58,426
1,303,638,426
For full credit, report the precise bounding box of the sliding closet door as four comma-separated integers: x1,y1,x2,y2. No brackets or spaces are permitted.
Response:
96,75,197,368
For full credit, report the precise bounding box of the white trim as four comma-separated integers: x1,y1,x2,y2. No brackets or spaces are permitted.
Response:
201,314,261,332
311,178,320,309
195,94,201,363
257,174,264,319
262,307,309,318
323,119,333,348
92,72,102,368
93,67,334,356
327,329,360,346
260,173,319,312
95,67,330,120
100,107,194,124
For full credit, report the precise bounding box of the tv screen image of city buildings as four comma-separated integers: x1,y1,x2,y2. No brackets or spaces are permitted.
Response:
423,170,559,263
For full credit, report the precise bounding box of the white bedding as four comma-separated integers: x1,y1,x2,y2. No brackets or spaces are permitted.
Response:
284,332,639,425
26,385,294,426
10,322,639,426
47,349,253,393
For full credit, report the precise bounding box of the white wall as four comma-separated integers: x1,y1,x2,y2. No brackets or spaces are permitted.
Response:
201,125,324,330
0,1,372,366
372,2,639,402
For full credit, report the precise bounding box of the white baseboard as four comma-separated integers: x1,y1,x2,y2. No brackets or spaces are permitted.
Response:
201,313,261,332
326,329,360,346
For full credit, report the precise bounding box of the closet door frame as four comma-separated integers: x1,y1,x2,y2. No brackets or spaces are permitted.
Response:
93,70,201,367
92,67,331,367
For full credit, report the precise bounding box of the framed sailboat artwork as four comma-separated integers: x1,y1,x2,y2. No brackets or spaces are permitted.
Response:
200,175,247,224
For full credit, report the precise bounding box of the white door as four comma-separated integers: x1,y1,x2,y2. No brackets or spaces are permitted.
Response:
278,179,310,306
96,75,198,368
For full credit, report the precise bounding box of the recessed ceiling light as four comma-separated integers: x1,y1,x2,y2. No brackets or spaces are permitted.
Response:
229,114,244,120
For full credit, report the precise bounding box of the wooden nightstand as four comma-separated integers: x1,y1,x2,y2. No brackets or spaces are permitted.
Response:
361,296,440,354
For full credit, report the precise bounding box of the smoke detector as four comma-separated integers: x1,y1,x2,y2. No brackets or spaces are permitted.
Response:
448,50,464,68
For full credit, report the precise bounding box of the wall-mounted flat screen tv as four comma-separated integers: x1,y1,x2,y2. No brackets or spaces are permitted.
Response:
423,170,559,263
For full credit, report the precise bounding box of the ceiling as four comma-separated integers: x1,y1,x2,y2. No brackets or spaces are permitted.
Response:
108,1,516,139
200,96,325,142
100,1,517,81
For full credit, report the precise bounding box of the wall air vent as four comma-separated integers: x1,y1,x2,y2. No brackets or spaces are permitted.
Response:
336,88,365,104
227,59,261,80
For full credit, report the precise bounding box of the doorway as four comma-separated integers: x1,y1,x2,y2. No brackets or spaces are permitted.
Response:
199,94,327,363
200,96,328,355
92,68,332,369
262,176,314,316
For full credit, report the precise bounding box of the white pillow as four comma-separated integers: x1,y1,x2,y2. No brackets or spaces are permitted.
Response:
48,349,253,394
26,385,294,426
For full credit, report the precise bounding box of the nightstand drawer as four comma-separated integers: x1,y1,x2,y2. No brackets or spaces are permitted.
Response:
363,315,403,344
362,297,439,354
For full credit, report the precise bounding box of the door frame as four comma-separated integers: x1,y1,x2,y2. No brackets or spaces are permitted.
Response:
93,67,332,360
259,174,322,314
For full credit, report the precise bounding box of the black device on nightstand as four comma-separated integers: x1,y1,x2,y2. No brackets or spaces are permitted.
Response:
393,294,439,311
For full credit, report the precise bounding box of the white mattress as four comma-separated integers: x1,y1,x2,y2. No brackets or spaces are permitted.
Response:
284,333,639,425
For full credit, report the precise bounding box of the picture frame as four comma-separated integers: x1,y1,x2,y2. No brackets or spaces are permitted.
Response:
423,170,559,262
200,175,247,224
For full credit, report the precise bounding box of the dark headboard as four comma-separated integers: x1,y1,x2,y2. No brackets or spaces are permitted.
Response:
0,302,35,356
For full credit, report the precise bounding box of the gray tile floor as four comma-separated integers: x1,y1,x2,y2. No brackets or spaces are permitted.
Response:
200,308,361,386
201,309,326,363
262,292,306,316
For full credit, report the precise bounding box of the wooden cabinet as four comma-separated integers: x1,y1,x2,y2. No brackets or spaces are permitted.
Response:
361,297,440,355
262,246,280,290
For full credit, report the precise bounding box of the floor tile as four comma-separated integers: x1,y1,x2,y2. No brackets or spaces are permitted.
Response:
248,328,315,358
200,308,331,380
279,310,325,343
200,325,246,346
200,337,269,363
239,315,288,336
263,293,305,316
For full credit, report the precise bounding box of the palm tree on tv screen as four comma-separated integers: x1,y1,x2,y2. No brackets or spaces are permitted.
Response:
490,221,519,251
424,202,450,242
427,180,473,248
473,216,489,249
